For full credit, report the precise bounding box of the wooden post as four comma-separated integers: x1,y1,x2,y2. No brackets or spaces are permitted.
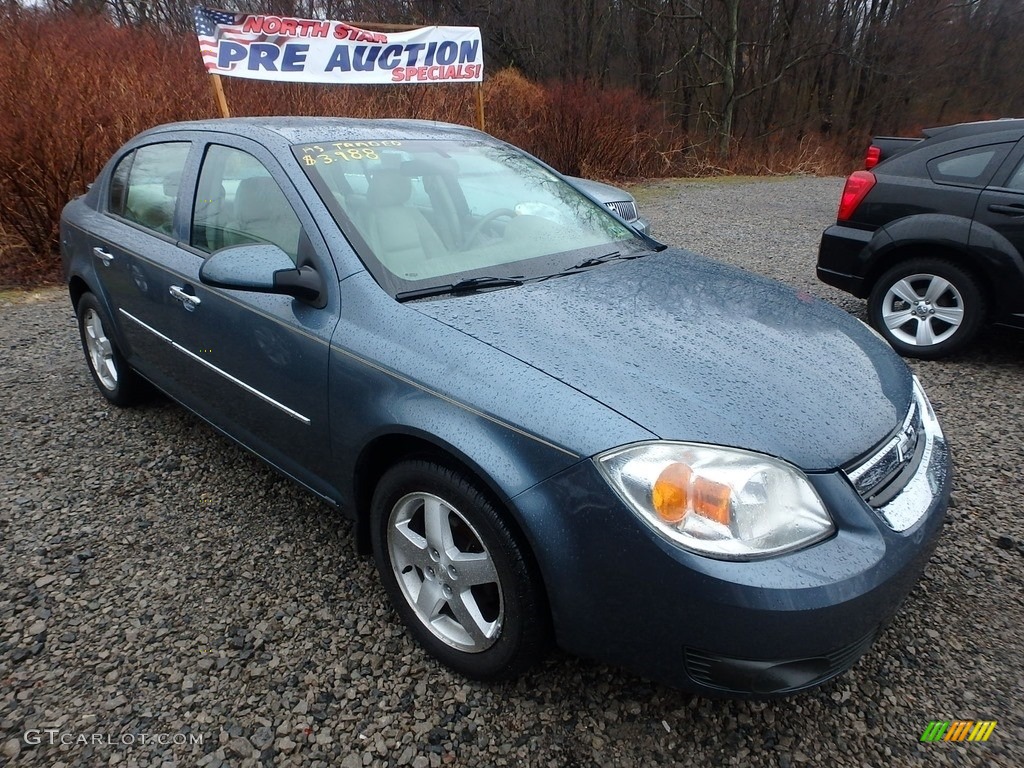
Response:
475,82,485,133
210,74,231,118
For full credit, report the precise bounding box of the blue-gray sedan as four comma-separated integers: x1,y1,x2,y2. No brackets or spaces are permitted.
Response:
60,118,950,696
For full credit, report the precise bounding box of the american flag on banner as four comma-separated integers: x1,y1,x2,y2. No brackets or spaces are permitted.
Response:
193,7,248,71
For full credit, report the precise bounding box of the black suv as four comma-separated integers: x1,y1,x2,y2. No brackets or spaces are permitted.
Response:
817,118,1024,358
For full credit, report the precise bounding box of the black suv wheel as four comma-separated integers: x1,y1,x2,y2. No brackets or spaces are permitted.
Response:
868,258,984,359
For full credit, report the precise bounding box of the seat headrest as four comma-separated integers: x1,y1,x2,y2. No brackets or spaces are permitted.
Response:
163,170,181,197
235,176,288,223
367,170,412,207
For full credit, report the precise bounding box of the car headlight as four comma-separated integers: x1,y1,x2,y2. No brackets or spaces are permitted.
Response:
595,442,834,560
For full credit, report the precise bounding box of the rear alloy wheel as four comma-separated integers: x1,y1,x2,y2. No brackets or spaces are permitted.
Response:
370,460,548,680
76,292,148,406
868,258,984,359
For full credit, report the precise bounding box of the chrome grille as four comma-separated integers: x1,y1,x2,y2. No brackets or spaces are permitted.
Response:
846,401,925,511
606,201,638,221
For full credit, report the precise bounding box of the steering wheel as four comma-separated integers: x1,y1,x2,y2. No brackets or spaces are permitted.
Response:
463,208,517,249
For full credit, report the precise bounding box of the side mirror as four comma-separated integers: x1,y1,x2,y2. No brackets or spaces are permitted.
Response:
200,244,324,305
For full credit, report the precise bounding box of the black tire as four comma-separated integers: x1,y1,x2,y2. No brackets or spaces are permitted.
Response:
867,258,985,359
370,460,549,680
75,292,148,406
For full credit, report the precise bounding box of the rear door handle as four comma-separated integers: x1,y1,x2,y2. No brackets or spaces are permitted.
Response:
988,203,1024,216
169,285,201,309
92,247,114,265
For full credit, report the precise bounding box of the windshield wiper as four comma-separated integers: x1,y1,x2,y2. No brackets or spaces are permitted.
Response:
535,250,645,282
396,275,524,302
569,251,628,270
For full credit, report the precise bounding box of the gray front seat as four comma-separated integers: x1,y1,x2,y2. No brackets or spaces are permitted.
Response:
359,170,446,277
232,176,300,258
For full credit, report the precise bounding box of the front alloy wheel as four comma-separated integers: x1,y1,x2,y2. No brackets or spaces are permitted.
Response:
868,258,984,359
370,461,548,680
388,492,502,653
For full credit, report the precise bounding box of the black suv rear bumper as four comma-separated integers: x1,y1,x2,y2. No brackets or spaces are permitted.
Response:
817,224,887,299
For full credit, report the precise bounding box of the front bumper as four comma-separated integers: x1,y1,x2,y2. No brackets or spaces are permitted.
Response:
511,421,950,696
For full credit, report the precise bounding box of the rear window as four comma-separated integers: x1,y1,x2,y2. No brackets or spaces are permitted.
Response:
109,142,191,236
926,143,1011,187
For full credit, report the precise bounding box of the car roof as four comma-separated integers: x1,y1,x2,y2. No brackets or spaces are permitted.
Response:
136,117,490,147
922,118,1024,142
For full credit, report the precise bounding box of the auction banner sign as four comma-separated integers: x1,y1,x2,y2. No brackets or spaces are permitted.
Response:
193,6,483,84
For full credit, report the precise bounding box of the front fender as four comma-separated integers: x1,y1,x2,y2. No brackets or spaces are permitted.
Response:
327,271,656,526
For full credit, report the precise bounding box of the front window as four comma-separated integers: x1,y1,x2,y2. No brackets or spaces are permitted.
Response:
294,140,647,297
193,145,302,261
1004,156,1024,191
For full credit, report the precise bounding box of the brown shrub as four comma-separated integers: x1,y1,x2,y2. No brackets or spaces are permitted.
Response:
525,79,686,180
481,68,548,148
0,13,209,285
222,79,477,124
721,134,855,177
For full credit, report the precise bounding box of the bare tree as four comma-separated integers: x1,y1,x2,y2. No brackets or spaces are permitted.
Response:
25,0,1024,157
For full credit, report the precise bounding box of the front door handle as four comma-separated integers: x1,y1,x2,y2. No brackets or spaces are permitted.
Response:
169,285,201,309
92,247,114,266
988,203,1024,216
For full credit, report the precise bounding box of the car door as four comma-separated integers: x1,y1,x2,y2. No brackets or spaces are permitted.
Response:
149,138,341,498
973,140,1024,261
77,140,196,381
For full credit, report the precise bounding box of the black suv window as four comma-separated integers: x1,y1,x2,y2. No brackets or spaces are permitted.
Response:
926,144,1011,187
109,142,191,235
1003,158,1024,191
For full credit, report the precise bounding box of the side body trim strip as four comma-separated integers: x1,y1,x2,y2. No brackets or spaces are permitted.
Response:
119,309,310,425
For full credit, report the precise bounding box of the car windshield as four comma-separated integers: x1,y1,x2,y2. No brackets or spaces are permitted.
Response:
293,139,648,297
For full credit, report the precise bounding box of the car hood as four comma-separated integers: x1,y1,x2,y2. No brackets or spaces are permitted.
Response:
412,250,912,471
569,176,633,204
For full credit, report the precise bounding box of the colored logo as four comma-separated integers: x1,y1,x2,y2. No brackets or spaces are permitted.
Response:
920,720,996,742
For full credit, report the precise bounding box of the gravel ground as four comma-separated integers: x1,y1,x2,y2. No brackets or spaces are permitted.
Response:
2,176,1022,768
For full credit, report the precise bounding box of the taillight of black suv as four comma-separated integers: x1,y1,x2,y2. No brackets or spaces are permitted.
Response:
817,119,1024,359
837,171,876,222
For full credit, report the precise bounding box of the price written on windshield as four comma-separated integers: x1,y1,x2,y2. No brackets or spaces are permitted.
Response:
300,141,403,164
